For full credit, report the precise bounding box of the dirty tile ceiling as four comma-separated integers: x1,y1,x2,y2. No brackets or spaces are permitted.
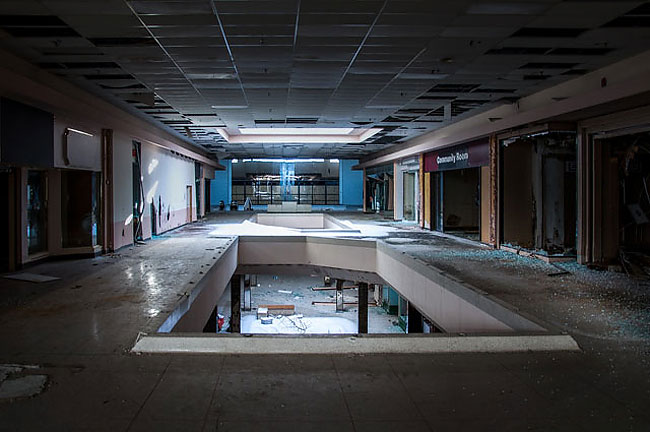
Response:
0,0,649,159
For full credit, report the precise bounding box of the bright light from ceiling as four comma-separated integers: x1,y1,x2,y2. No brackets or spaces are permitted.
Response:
238,128,354,135
239,158,327,163
217,127,382,144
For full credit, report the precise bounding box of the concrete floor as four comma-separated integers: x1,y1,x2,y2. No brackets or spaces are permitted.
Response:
0,211,649,431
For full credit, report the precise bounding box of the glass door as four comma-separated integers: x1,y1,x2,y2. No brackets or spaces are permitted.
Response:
403,172,415,221
27,170,47,255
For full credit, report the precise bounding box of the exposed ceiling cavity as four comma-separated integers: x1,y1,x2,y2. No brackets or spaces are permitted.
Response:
0,0,648,159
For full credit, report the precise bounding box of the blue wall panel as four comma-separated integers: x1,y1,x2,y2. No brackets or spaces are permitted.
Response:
339,159,363,206
210,159,231,208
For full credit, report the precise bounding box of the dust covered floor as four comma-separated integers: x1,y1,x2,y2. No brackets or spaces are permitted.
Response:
237,274,403,334
0,211,648,431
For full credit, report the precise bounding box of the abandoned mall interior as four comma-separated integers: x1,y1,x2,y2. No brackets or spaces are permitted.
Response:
1,0,650,430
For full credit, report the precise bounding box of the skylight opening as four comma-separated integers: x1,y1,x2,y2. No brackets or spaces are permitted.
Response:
217,128,382,144
238,128,354,135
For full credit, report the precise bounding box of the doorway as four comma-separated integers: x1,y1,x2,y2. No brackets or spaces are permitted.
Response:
186,185,193,223
204,180,211,214
403,172,416,221
195,162,202,218
442,168,480,240
430,171,443,232
590,131,650,266
501,132,576,253
132,141,143,242
61,170,101,248
26,170,47,255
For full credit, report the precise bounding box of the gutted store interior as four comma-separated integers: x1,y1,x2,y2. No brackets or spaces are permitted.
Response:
500,128,577,256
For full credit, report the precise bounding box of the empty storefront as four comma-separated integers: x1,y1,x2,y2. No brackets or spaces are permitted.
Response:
394,157,420,223
579,108,650,270
365,164,394,214
423,140,490,241
500,128,577,257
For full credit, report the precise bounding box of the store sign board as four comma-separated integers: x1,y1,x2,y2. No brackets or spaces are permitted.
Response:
424,139,489,172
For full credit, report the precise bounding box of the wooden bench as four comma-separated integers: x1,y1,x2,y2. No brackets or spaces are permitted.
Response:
258,304,295,316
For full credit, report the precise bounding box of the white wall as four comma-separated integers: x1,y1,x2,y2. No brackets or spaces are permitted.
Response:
112,132,134,250
140,143,196,239
112,136,197,248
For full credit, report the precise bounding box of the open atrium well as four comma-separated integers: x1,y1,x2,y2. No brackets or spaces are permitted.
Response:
1,1,650,430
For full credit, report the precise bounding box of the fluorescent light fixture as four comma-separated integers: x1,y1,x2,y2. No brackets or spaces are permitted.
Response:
329,159,340,163
211,105,248,109
217,127,382,144
68,127,93,137
248,158,326,163
239,127,354,135
187,73,236,80
231,159,239,163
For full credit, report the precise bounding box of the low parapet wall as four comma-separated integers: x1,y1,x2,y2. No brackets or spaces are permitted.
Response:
155,236,547,334
253,213,356,231
135,235,578,353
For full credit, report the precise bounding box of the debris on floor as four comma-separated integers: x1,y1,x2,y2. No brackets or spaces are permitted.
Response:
0,365,47,400
241,314,357,334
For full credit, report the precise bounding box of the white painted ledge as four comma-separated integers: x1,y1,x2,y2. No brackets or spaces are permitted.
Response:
132,333,580,354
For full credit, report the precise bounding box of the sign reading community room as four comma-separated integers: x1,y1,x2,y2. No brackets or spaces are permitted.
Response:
424,139,489,172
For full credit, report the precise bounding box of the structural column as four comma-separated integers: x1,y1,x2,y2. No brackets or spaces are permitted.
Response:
243,275,251,311
230,274,242,333
335,279,345,311
203,305,218,333
407,302,423,333
358,282,368,334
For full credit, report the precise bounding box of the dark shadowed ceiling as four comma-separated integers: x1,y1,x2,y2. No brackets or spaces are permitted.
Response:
1,0,650,159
